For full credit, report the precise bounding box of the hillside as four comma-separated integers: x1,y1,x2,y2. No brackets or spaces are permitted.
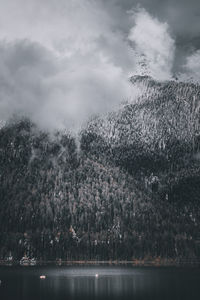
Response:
0,76,200,261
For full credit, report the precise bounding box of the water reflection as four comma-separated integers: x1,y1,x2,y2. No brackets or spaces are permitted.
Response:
0,266,200,300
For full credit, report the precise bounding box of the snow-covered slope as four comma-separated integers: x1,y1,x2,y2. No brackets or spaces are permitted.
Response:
0,76,200,261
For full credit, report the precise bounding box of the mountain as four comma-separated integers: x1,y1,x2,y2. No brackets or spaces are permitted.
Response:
0,76,200,261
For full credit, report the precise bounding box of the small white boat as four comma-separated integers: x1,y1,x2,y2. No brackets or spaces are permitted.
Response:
40,275,46,279
20,255,37,266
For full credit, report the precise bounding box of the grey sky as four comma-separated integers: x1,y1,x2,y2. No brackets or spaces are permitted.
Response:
115,0,200,38
0,0,199,130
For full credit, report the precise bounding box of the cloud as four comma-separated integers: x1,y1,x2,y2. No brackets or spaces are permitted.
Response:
0,0,136,131
0,0,133,66
180,50,200,82
128,8,175,80
1,1,197,132
114,0,200,41
0,39,134,131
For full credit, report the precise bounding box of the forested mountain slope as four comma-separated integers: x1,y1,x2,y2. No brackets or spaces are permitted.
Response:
0,76,200,261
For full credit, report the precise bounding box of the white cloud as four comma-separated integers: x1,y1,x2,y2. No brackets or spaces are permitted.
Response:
181,50,200,82
128,8,175,80
0,0,136,131
0,0,134,69
0,39,133,131
0,2,183,132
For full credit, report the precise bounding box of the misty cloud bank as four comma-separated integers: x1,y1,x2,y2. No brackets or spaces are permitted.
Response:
0,39,134,131
0,0,199,131
128,8,175,80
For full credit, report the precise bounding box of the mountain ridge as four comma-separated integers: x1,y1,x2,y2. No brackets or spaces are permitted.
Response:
0,76,200,261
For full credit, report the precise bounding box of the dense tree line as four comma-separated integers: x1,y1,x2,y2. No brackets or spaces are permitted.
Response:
0,77,200,261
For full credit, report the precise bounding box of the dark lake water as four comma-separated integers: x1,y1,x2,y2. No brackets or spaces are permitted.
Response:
0,265,200,300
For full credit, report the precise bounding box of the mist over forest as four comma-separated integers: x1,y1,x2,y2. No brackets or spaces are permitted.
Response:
0,0,200,263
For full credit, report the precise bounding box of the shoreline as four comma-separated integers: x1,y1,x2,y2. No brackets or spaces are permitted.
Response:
0,259,200,267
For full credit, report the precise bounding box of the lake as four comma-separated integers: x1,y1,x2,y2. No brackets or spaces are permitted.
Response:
0,265,200,300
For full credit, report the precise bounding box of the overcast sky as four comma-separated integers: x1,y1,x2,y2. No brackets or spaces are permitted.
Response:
0,0,199,131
